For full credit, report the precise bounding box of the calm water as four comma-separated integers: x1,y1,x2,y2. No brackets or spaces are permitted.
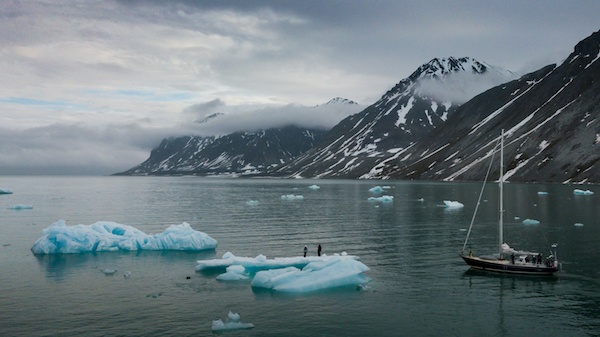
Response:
0,176,599,337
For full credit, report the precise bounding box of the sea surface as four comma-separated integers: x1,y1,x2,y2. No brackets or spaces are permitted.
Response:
0,176,599,337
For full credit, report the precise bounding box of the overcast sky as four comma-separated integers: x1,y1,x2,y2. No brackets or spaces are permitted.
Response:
1,0,598,175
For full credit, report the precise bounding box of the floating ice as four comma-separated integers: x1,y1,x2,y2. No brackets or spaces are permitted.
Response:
102,268,117,275
574,223,584,227
0,188,13,194
124,271,132,278
245,200,259,206
281,194,304,201
31,221,218,254
382,186,391,189
250,258,370,293
216,265,249,281
443,200,464,208
308,185,320,190
8,204,33,210
522,219,540,225
196,251,354,272
537,191,549,195
368,195,394,203
574,189,594,195
211,311,254,332
369,186,384,194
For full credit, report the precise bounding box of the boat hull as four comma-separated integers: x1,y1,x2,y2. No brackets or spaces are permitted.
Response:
461,254,558,275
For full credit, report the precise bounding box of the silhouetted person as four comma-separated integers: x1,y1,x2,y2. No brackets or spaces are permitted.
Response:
303,246,307,257
318,244,322,257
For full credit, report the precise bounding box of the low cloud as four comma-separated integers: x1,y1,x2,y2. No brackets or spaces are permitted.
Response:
183,100,363,136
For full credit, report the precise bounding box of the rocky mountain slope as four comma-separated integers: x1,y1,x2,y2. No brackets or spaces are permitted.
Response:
375,30,600,183
116,98,359,176
275,57,518,178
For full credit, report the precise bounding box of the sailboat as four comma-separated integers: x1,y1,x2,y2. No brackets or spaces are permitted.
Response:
460,130,560,275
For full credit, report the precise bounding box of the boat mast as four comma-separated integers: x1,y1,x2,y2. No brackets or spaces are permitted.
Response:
499,130,504,259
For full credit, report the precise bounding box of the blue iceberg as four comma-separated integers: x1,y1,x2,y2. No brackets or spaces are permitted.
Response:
368,195,394,203
31,220,217,254
573,189,594,196
8,204,33,210
197,252,370,293
0,188,13,194
369,186,384,194
522,219,540,225
212,311,254,331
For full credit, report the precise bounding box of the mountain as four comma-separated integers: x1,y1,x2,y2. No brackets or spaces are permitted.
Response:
274,57,518,178
374,29,600,183
116,98,360,176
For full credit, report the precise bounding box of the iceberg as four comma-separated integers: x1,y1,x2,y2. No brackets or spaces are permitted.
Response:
250,258,370,293
245,200,259,206
196,251,356,272
537,191,549,195
443,200,464,208
574,223,584,227
522,219,540,225
573,189,594,195
31,221,217,254
0,188,13,194
8,204,33,210
308,184,320,190
197,252,370,293
367,195,394,203
211,311,254,331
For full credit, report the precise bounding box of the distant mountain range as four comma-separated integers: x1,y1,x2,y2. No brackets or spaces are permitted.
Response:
117,29,600,183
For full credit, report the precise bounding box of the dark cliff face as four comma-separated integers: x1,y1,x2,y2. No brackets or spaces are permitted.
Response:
116,126,327,176
382,30,600,183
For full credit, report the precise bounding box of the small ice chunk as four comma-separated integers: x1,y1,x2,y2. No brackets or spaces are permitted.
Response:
573,189,594,195
211,312,254,332
102,268,117,275
8,204,33,210
245,200,259,206
281,194,304,201
522,219,540,225
367,195,394,203
216,265,249,281
443,200,464,208
574,223,584,227
0,188,13,194
228,311,240,322
123,271,132,278
537,191,548,195
369,186,384,194
417,198,425,202
308,185,320,190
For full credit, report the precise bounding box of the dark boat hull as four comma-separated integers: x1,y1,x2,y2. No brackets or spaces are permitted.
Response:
461,254,559,275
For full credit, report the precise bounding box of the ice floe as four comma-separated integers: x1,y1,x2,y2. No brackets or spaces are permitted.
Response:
574,223,584,227
522,219,540,225
197,251,370,293
31,221,217,254
308,184,320,190
0,188,13,194
537,191,549,195
573,189,594,195
245,200,259,206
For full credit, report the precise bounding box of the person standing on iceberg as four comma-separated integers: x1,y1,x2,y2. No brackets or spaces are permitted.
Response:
318,244,322,256
303,245,308,257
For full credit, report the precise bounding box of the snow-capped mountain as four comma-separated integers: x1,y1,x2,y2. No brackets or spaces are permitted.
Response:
275,57,518,178
116,98,360,176
374,29,600,183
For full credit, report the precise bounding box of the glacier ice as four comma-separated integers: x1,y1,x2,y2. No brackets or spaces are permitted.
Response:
574,223,584,227
537,191,549,195
522,219,540,225
573,189,594,195
308,184,320,190
31,220,217,254
197,251,370,293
